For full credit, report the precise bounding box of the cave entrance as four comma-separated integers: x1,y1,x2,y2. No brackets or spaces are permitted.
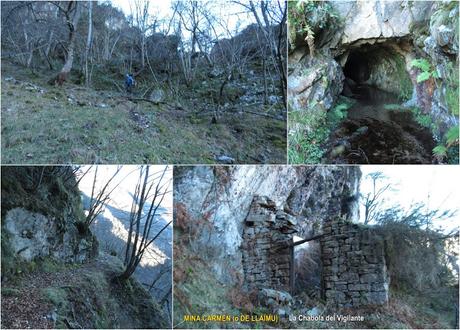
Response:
324,42,437,164
343,50,370,85
340,44,412,105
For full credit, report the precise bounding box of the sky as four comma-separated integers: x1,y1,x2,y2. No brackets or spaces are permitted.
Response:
360,165,459,232
77,165,173,220
109,0,260,38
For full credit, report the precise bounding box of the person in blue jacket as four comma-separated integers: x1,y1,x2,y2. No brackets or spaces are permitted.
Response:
125,73,135,94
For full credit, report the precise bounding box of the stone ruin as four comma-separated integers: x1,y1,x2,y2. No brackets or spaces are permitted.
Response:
320,217,389,307
240,195,390,309
241,196,297,292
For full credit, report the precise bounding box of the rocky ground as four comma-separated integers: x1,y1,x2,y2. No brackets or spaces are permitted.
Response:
1,60,286,164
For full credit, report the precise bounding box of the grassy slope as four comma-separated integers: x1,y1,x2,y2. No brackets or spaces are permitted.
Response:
1,61,286,164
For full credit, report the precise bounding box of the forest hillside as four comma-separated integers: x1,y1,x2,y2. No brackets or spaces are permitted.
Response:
1,1,287,164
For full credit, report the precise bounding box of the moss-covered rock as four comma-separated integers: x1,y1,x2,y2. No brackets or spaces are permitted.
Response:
1,166,98,279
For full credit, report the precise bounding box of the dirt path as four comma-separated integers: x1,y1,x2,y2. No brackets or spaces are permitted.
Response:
1,255,122,329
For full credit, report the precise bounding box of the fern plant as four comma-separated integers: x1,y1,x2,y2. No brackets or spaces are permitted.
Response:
410,58,438,83
433,125,459,162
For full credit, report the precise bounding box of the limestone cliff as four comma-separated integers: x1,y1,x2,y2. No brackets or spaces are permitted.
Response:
174,165,361,286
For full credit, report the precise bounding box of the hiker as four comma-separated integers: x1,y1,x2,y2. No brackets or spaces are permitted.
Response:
125,73,135,94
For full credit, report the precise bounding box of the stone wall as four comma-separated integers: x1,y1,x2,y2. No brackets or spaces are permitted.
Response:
241,196,296,292
320,217,389,307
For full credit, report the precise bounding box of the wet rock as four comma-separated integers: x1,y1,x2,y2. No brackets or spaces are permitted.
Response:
325,115,435,164
330,145,347,158
351,126,369,138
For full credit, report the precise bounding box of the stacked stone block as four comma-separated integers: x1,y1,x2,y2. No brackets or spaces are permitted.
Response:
242,196,297,292
320,217,389,307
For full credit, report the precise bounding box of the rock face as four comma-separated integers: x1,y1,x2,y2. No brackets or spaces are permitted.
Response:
332,1,432,47
4,208,97,263
1,167,98,273
320,218,389,307
288,55,344,113
211,24,281,63
174,166,361,285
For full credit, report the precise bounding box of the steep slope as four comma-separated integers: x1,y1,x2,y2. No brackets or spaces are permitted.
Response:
1,166,168,329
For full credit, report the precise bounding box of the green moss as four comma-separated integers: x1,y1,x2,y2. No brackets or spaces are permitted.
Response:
44,287,68,307
395,56,413,101
2,287,21,296
289,96,355,164
1,167,83,223
444,62,459,116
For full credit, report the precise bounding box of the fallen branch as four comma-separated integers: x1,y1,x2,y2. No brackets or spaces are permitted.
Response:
243,109,284,120
126,97,186,111
112,81,124,93
127,96,166,105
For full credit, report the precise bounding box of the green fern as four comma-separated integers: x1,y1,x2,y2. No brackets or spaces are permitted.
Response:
416,71,431,83
410,58,437,83
410,58,431,72
445,125,459,147
433,145,448,157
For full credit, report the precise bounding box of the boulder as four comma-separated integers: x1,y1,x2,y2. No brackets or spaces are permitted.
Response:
4,208,97,263
288,56,344,112
150,88,165,103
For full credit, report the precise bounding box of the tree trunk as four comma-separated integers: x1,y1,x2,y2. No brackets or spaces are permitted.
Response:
141,33,145,67
55,1,82,86
85,0,93,87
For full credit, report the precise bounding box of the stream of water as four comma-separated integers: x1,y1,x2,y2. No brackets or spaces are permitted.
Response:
325,85,436,164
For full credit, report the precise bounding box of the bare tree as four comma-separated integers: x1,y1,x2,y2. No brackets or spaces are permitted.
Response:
245,0,287,104
119,166,172,280
50,1,82,85
361,172,392,224
84,166,123,229
130,0,150,68
85,0,93,87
